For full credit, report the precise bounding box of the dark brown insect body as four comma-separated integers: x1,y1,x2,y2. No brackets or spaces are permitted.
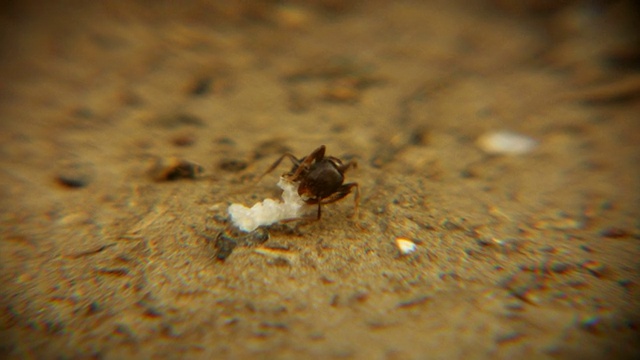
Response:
260,145,359,220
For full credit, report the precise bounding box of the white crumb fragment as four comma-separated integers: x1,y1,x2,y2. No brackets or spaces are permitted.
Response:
228,177,313,232
395,238,417,255
477,130,537,155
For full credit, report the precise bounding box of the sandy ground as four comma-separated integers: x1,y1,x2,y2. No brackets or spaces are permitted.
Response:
1,1,639,359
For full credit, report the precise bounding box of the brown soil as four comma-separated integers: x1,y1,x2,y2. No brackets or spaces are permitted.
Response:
1,1,639,359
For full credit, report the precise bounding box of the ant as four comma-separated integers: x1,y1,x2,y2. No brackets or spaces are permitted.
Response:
259,145,359,220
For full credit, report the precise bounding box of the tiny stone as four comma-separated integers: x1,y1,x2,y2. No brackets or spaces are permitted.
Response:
518,264,539,272
441,219,464,231
475,238,494,247
550,262,574,274
143,307,162,318
72,107,94,119
580,245,593,253
254,247,295,266
618,279,633,290
495,331,523,344
214,233,238,260
189,77,212,96
600,227,632,239
540,246,556,253
55,161,93,188
219,159,248,172
171,133,196,147
504,302,524,311
350,291,369,303
86,302,100,315
395,238,417,255
477,130,537,155
459,169,475,178
217,137,235,145
581,260,607,278
397,295,431,309
566,280,588,288
268,257,292,267
579,316,602,334
439,272,461,281
239,228,270,246
152,113,204,128
149,157,203,181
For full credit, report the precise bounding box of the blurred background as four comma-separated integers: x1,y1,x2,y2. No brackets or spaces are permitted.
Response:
1,0,639,358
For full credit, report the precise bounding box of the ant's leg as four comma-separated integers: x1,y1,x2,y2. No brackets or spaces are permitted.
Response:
288,145,326,181
337,160,358,174
320,183,359,218
257,153,300,183
280,183,359,226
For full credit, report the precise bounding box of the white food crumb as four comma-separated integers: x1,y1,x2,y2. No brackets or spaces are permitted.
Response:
477,130,537,155
228,177,313,232
395,238,417,255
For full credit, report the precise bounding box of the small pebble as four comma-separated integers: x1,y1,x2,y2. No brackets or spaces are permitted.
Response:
212,227,270,261
218,159,248,172
581,260,607,278
149,156,203,181
477,130,537,155
600,227,632,239
214,232,238,261
55,161,93,188
189,77,212,96
395,238,417,255
171,133,196,147
152,113,204,128
579,315,602,334
396,295,430,308
550,262,574,274
254,247,295,266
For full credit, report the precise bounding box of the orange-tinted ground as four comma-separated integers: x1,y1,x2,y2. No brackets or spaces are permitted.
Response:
1,1,639,358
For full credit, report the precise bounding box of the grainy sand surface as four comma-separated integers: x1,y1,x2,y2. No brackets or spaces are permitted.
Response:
1,1,639,358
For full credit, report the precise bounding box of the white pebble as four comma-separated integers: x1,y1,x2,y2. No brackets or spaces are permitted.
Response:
477,130,537,155
395,238,417,255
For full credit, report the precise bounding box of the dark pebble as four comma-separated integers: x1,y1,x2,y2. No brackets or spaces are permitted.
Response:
219,159,248,172
86,302,100,315
189,77,212,96
150,157,203,181
581,260,607,278
171,133,196,147
143,307,162,318
152,113,204,128
579,316,602,334
441,219,464,231
55,161,93,188
617,279,633,290
601,227,632,239
397,295,431,309
550,262,574,274
212,227,269,260
215,234,238,261
56,174,89,188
